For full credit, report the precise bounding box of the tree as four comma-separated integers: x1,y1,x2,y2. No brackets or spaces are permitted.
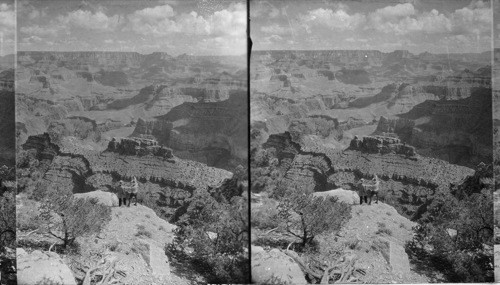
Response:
278,190,351,247
0,191,15,250
407,189,494,282
39,191,111,248
169,190,249,284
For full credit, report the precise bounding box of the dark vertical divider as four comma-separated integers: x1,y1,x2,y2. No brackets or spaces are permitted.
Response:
494,0,500,281
0,0,16,284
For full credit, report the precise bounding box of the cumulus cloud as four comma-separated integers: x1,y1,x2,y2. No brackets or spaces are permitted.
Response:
365,2,490,36
299,8,366,31
127,4,180,35
370,3,416,19
127,2,245,37
57,10,122,31
0,3,15,36
252,2,280,19
20,25,63,37
260,24,288,35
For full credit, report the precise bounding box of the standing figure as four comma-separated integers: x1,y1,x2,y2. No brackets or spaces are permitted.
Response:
128,176,139,207
117,180,127,207
357,178,368,205
368,175,380,205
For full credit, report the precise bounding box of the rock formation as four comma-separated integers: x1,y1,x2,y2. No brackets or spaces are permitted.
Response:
17,248,77,285
251,246,308,284
107,137,173,159
312,188,360,205
349,135,416,156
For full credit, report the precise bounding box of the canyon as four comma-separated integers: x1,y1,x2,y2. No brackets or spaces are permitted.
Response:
251,49,493,283
16,51,248,284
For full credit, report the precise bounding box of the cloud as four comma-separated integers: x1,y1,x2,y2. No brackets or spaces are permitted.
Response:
365,2,490,36
127,2,245,37
252,2,280,19
0,3,15,36
299,8,366,31
370,3,416,19
57,10,122,31
20,25,63,37
208,3,246,37
127,4,181,35
260,24,288,35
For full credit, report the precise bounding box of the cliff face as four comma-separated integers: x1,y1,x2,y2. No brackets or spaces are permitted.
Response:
107,137,173,159
349,135,416,156
18,133,234,221
374,87,492,168
257,131,474,220
131,90,248,170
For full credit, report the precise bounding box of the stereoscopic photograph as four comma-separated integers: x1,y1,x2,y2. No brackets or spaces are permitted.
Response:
15,0,248,284
250,0,494,283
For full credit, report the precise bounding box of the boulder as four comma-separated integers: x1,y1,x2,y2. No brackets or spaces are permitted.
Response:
133,239,170,278
313,188,360,205
74,190,119,207
17,249,77,285
251,245,307,285
388,241,411,275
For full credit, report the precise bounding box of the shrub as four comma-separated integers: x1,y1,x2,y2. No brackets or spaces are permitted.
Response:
39,192,111,248
375,222,392,236
251,198,279,229
278,189,351,246
0,192,15,248
135,225,153,238
17,198,42,231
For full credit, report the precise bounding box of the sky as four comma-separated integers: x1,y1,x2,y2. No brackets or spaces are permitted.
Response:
495,0,500,47
18,0,246,56
251,0,493,54
0,0,15,56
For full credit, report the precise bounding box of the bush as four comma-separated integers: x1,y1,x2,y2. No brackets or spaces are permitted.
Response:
168,190,249,283
251,198,279,229
17,198,42,231
277,189,351,246
39,192,111,248
0,192,15,248
135,225,153,238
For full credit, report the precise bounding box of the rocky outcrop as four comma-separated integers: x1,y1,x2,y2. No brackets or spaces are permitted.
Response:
263,132,335,193
17,248,77,285
107,137,173,159
74,190,119,207
133,239,171,279
349,135,416,157
260,131,474,219
312,188,360,205
251,246,307,285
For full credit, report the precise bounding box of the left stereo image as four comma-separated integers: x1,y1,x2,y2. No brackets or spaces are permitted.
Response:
13,0,249,284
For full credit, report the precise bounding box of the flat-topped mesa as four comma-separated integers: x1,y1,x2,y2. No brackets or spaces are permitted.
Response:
349,135,416,157
107,137,173,159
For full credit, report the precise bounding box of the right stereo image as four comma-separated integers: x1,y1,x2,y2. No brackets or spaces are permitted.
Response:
250,0,494,283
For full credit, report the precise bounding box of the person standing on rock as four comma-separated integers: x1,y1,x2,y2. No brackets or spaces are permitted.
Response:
117,180,127,207
357,178,368,205
128,176,139,207
368,175,380,205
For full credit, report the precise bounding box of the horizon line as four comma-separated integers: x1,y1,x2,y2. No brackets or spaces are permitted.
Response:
11,51,246,57
251,49,492,55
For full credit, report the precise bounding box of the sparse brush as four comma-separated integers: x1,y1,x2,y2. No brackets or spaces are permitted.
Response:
135,226,152,238
375,227,393,236
107,240,120,252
